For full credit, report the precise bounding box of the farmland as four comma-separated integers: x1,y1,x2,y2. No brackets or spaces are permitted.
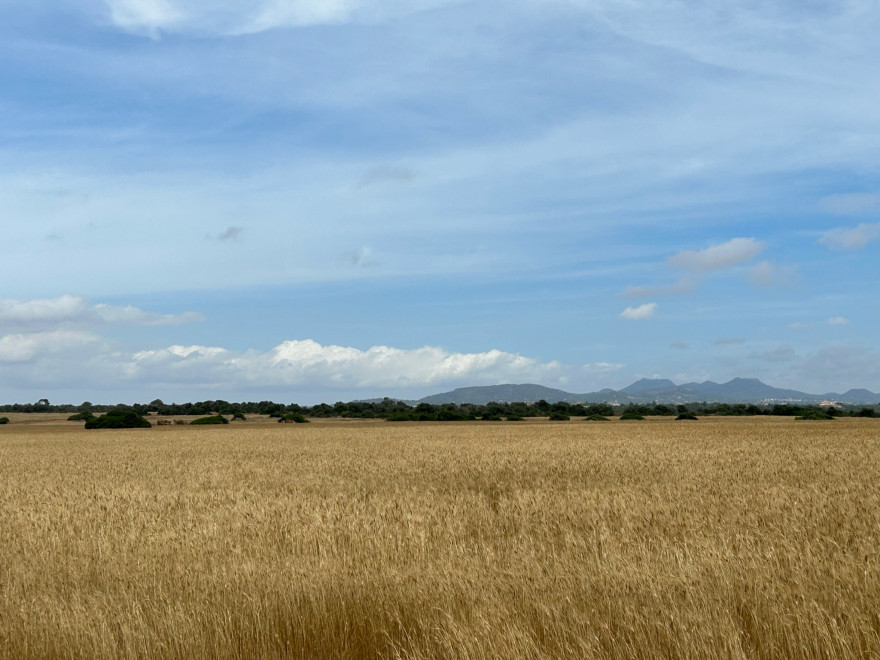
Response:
0,416,877,659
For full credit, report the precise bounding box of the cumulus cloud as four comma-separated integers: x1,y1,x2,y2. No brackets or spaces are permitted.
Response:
0,330,102,362
0,296,202,329
818,222,880,250
828,316,848,325
747,260,797,288
619,303,656,320
25,338,562,393
668,238,764,273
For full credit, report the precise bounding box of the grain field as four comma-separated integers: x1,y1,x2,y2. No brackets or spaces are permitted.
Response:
0,417,877,659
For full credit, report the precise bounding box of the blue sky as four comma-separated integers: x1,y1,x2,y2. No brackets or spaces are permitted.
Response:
1,0,878,404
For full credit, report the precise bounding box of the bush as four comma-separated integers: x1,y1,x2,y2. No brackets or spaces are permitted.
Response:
675,412,699,421
278,413,309,423
85,410,151,429
190,415,229,425
231,412,246,421
619,412,645,421
436,409,467,421
386,413,414,422
796,410,833,420
506,415,524,421
0,417,9,425
548,411,570,421
67,412,96,421
585,414,610,421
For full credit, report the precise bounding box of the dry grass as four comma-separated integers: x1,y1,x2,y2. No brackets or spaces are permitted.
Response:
0,417,877,659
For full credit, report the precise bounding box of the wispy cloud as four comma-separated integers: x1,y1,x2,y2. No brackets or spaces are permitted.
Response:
828,316,848,325
747,261,797,288
818,222,880,250
620,303,656,320
714,337,745,345
622,277,695,299
216,226,244,242
358,165,415,188
343,246,378,268
818,193,880,216
668,238,764,273
101,0,465,36
749,345,796,363
0,295,202,329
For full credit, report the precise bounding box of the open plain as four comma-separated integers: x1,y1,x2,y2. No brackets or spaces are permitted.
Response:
0,416,877,659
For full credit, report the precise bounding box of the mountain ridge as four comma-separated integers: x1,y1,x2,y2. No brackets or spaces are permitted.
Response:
412,379,879,406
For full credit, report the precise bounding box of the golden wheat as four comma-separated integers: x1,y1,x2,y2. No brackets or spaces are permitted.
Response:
0,416,877,659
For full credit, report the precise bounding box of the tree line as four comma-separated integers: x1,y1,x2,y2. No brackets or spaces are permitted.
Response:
1,398,875,419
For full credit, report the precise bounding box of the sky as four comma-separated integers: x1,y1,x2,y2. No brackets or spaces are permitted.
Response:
1,0,878,405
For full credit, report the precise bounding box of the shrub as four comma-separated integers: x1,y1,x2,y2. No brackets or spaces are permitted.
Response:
190,415,229,425
0,417,9,425
619,412,645,421
278,413,309,424
481,414,503,421
67,412,96,422
85,410,151,429
506,415,524,421
675,412,699,421
231,412,246,421
548,411,570,421
386,413,414,422
585,414,610,421
796,410,833,420
436,409,467,421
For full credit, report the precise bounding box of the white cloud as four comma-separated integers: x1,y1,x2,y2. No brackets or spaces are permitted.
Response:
95,338,564,391
583,361,623,371
818,222,880,250
0,295,90,325
619,303,656,320
828,316,848,325
668,238,764,273
104,0,184,37
102,0,465,36
0,296,202,329
0,330,102,362
747,261,797,288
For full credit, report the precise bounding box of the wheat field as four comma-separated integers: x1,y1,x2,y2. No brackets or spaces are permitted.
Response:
0,416,877,659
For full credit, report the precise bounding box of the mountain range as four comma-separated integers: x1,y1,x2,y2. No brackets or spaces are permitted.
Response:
412,378,880,406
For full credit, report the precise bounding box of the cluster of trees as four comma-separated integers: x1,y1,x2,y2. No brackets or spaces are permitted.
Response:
1,398,876,422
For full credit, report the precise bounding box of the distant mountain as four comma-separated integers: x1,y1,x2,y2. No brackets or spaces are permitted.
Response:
417,384,574,406
413,379,880,406
621,378,676,394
